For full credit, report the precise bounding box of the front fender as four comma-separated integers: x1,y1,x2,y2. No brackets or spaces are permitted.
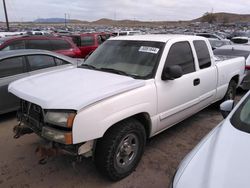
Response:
72,81,157,144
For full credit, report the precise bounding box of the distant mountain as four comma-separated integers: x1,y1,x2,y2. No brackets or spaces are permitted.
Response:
32,13,250,26
34,18,65,23
193,12,250,23
34,18,87,23
91,18,186,27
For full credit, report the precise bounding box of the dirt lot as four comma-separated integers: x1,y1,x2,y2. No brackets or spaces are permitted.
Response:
0,91,246,188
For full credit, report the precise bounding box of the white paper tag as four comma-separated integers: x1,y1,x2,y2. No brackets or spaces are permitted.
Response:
139,46,159,54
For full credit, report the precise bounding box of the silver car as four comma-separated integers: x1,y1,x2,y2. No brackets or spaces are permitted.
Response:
171,91,250,188
0,49,77,114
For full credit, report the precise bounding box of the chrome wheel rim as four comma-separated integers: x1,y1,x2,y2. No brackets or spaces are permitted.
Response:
116,133,139,168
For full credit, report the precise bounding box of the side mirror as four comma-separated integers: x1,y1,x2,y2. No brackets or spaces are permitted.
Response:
162,65,183,80
220,100,234,118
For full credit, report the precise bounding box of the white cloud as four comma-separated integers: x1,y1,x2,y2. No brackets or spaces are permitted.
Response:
1,0,250,22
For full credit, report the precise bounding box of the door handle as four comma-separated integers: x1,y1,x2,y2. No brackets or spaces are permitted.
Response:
193,78,200,86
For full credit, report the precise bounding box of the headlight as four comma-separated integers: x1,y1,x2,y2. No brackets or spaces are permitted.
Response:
44,111,76,128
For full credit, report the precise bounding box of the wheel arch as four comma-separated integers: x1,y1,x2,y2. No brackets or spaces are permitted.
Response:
103,112,152,139
231,74,239,86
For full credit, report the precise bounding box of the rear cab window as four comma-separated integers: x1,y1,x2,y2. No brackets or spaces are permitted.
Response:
193,40,211,69
164,41,195,75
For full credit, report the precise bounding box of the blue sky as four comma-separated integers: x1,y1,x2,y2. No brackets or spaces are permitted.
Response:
0,0,249,22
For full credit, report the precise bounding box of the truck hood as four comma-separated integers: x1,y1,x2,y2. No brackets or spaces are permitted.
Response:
8,68,145,110
175,120,250,188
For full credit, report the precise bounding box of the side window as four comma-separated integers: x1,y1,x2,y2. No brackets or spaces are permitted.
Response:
165,41,195,75
194,40,211,69
51,40,71,50
2,40,25,51
0,57,24,78
97,35,103,45
26,40,52,50
27,55,56,71
55,58,70,66
81,36,95,46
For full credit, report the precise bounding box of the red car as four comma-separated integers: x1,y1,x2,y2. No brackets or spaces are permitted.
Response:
64,32,112,58
0,35,82,58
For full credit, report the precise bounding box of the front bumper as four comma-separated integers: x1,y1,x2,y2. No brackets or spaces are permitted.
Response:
17,102,73,145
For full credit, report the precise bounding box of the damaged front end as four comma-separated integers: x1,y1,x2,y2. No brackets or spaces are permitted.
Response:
13,100,95,163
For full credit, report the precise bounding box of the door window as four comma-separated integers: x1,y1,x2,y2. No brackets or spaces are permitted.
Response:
51,40,71,50
165,41,195,75
194,40,211,69
2,40,25,51
55,58,70,65
27,55,56,71
0,57,24,78
26,40,52,50
81,36,95,46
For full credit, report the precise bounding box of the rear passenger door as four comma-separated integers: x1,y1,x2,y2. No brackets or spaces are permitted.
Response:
156,41,201,131
0,56,27,113
193,40,217,108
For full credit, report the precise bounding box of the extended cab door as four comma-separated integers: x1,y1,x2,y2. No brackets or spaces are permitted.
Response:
156,41,201,131
193,40,217,108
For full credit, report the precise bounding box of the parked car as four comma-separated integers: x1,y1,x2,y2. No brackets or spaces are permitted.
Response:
195,33,232,49
62,32,112,58
0,35,82,58
214,44,250,89
0,49,77,114
171,91,250,188
9,35,245,181
195,33,225,40
112,30,141,36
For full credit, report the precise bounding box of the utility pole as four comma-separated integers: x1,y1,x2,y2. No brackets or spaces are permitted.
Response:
64,13,67,28
3,0,10,31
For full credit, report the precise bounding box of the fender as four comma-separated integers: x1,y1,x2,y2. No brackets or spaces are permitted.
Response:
72,81,157,144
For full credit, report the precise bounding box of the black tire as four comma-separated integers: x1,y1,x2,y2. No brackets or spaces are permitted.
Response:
222,80,237,102
94,118,146,181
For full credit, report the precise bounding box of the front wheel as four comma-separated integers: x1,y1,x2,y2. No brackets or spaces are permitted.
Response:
94,118,146,181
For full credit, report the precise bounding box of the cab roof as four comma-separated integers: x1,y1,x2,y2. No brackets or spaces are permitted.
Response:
110,34,206,43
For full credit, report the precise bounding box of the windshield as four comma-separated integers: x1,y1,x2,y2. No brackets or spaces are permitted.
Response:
83,40,165,79
231,94,250,133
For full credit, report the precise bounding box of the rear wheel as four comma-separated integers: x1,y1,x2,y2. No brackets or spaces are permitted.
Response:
94,118,146,181
223,80,237,101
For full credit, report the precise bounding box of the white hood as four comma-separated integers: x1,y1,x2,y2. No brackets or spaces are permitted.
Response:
175,120,250,188
8,68,145,110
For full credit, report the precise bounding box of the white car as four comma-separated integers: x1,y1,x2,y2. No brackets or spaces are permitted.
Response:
171,91,250,188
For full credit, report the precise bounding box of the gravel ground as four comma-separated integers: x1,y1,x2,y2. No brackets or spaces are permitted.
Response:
0,90,246,188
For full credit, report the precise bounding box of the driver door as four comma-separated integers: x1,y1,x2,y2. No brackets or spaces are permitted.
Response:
156,41,201,132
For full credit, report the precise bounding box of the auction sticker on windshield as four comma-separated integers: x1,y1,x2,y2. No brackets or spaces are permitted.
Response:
139,46,159,54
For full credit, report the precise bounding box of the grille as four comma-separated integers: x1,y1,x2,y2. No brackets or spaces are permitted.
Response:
20,100,44,131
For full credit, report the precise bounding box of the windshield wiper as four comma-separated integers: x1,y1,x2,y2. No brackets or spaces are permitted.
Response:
80,64,98,70
99,67,130,76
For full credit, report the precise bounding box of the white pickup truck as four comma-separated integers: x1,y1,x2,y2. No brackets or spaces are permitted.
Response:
9,35,245,180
